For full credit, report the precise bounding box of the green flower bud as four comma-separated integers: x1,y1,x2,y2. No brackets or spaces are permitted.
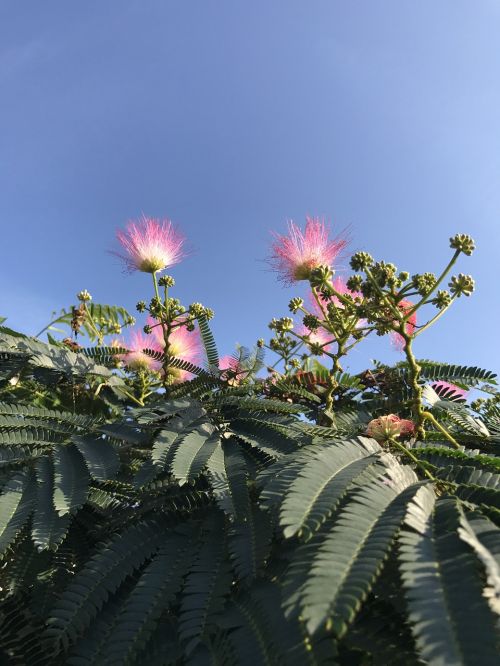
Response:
303,314,320,331
449,273,475,297
77,289,92,302
350,251,374,271
309,265,334,289
189,302,205,317
204,307,215,320
158,275,175,287
136,300,146,313
309,342,324,356
276,317,294,332
346,275,363,292
126,316,136,326
290,358,301,368
450,233,475,256
398,271,410,282
143,324,152,334
268,318,278,331
412,272,437,296
289,297,304,314
256,338,265,348
432,290,452,309
186,322,195,332
111,324,122,334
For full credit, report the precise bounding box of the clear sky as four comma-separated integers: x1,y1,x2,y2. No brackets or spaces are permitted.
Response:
1,1,499,374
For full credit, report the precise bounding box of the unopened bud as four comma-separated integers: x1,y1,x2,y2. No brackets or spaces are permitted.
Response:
77,289,92,302
450,233,475,256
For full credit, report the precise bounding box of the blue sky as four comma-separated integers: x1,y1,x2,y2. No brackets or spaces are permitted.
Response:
1,1,499,374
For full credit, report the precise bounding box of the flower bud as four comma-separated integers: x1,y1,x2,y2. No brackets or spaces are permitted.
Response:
412,272,437,296
309,265,334,289
432,290,452,309
186,322,195,332
204,307,215,320
450,233,475,256
189,302,205,317
77,289,92,302
350,251,373,271
290,358,301,368
276,317,294,332
449,273,475,297
257,338,265,348
143,324,152,334
136,301,146,313
158,275,175,287
346,275,363,292
126,316,136,326
289,297,304,314
398,271,410,282
303,314,320,331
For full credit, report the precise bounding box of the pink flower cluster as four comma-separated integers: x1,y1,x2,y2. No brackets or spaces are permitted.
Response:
114,215,186,274
269,217,347,283
366,414,415,442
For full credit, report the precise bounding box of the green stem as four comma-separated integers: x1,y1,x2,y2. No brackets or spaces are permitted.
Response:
364,267,403,320
414,297,457,337
388,437,437,481
422,411,461,449
405,249,460,319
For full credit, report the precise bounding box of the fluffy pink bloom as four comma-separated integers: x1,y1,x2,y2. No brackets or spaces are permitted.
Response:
366,414,415,442
391,299,417,351
431,381,468,400
309,276,361,317
219,355,248,384
149,317,202,381
114,215,186,274
121,331,163,372
269,217,348,283
298,325,332,354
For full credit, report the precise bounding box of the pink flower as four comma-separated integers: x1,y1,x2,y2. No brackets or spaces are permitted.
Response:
391,299,417,351
219,355,248,384
269,217,348,283
298,325,332,355
366,414,415,442
431,381,468,400
309,276,361,317
149,317,202,381
114,215,186,274
121,331,163,372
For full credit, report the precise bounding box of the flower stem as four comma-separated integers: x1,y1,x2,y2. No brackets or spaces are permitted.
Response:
421,411,461,449
387,437,437,481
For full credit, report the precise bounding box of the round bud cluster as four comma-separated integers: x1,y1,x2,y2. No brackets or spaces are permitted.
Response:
432,290,452,309
158,275,176,288
450,234,475,256
290,358,301,368
303,314,320,331
412,272,437,296
143,324,152,334
309,265,334,289
111,324,122,335
398,271,410,282
126,316,136,326
288,297,304,314
185,321,195,332
308,342,324,356
256,338,265,348
449,274,475,297
136,301,146,313
350,251,374,271
77,289,92,302
346,275,363,292
189,303,205,317
149,298,162,317
275,317,294,332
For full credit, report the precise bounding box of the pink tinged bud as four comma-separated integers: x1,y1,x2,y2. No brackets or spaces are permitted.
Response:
366,414,415,442
269,217,348,284
431,381,468,400
114,215,186,274
391,299,417,351
121,331,163,371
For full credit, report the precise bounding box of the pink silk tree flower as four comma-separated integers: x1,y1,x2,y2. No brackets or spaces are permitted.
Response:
298,325,333,354
391,299,417,351
366,414,415,442
431,381,468,400
269,217,348,283
219,355,248,384
114,215,186,274
121,331,163,372
149,317,202,381
309,276,361,317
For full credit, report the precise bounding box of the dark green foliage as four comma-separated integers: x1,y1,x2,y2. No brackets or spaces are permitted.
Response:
1,331,500,664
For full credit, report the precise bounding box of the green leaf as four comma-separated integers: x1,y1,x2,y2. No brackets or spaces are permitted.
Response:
399,495,500,665
171,425,218,485
197,315,219,369
52,444,90,516
73,435,120,481
0,471,35,556
33,456,70,550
